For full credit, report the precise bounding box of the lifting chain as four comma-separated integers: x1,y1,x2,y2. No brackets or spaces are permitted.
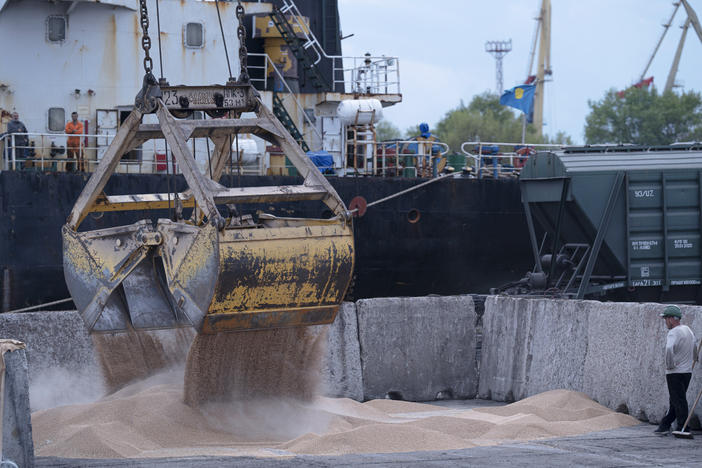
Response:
139,0,153,74
236,1,249,82
134,0,161,113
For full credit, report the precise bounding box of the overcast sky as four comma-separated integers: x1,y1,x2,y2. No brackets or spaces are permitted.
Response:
337,0,702,144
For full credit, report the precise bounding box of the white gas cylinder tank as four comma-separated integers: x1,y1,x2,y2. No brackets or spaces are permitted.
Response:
336,99,383,126
230,138,260,165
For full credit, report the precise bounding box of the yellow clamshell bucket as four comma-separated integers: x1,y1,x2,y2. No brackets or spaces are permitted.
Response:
62,78,354,334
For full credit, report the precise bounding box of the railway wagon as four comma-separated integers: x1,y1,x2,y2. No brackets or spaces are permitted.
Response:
510,144,702,304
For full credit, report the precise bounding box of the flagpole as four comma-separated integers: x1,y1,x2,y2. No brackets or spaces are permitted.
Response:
521,113,527,144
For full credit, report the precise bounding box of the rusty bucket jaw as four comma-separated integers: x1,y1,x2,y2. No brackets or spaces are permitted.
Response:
201,220,354,333
63,217,354,334
63,219,217,332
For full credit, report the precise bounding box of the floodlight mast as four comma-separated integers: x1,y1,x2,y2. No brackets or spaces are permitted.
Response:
485,39,512,95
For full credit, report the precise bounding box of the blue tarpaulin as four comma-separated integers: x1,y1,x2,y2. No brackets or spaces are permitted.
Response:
307,150,336,174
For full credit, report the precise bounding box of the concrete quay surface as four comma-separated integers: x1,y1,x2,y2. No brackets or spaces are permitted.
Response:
34,423,702,467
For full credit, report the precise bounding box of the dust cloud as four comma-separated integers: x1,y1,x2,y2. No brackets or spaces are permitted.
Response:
29,367,105,412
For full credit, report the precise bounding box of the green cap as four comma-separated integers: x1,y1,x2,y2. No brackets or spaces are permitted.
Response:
660,305,682,318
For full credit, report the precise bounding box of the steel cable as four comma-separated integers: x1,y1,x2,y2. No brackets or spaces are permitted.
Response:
214,0,234,81
155,0,165,80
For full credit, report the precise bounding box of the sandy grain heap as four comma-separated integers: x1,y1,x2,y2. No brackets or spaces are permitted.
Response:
32,383,639,459
37,322,638,459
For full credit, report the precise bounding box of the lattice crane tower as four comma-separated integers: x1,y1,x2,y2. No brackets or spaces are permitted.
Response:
485,39,512,94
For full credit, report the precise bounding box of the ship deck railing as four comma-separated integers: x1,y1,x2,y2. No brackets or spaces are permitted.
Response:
461,141,567,179
332,55,401,95
2,132,459,179
247,51,400,97
344,139,450,178
0,132,264,175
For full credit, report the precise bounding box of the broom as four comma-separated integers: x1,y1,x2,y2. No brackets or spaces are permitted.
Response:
673,339,702,439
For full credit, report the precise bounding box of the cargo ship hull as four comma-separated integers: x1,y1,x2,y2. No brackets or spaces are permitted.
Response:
0,172,532,310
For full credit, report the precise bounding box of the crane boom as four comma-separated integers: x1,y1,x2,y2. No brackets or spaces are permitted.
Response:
640,2,680,82
681,0,702,42
665,17,691,93
532,0,551,139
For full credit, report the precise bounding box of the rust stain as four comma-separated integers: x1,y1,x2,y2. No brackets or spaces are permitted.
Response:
133,12,140,45
98,14,118,102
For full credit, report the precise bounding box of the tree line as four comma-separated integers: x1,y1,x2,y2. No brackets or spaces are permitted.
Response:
377,87,702,148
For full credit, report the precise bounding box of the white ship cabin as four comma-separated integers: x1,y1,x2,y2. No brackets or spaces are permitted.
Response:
0,0,403,176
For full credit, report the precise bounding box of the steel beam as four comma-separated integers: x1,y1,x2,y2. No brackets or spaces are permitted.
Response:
89,185,329,213
156,101,222,226
520,182,543,273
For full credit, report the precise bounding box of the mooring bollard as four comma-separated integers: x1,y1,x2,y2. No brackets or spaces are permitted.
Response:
0,340,34,468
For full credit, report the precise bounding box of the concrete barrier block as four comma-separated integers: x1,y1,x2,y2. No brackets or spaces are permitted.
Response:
479,297,702,423
0,311,96,382
0,311,103,410
582,301,669,422
479,296,588,401
321,302,363,400
2,348,34,468
685,307,702,426
357,295,477,401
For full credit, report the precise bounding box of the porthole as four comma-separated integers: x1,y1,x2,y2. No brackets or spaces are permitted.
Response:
46,16,66,43
184,22,204,48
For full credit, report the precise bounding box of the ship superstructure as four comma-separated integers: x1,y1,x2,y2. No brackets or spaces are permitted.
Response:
0,0,402,175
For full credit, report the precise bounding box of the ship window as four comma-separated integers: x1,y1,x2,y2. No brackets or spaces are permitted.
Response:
48,107,65,132
185,22,204,48
46,16,66,43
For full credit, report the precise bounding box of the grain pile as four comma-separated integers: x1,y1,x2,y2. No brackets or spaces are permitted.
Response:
32,386,639,458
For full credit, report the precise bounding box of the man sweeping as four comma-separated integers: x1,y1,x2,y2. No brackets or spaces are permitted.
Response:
655,305,696,434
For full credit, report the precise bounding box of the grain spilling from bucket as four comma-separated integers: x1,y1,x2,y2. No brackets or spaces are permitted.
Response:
183,326,328,407
92,327,195,392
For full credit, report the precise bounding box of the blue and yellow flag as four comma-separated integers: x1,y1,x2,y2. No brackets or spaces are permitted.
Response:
500,84,536,115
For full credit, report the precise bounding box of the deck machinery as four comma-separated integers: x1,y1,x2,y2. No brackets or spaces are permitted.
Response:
62,1,354,334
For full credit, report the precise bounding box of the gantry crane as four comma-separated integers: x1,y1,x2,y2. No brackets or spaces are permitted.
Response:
633,0,702,93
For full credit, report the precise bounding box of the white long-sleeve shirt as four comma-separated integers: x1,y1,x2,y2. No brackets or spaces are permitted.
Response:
666,324,696,374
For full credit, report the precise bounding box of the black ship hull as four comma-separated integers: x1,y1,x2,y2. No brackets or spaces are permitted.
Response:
0,171,532,311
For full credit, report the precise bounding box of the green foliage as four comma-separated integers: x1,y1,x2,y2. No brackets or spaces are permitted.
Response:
375,120,402,141
404,124,421,139
433,92,550,152
584,87,702,145
544,131,573,145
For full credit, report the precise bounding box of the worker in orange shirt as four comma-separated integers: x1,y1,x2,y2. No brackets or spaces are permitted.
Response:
65,112,84,172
